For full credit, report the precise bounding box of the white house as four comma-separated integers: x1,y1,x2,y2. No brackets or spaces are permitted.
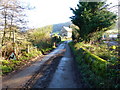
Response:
102,29,118,40
109,34,118,39
60,26,72,38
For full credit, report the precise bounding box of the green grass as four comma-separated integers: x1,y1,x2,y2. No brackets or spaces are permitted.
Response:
1,50,42,75
74,42,119,63
61,38,72,41
1,45,55,75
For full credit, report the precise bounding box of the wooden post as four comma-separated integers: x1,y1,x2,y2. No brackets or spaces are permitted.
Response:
0,39,2,59
13,31,15,43
13,31,16,53
0,32,3,59
27,44,30,53
53,42,56,47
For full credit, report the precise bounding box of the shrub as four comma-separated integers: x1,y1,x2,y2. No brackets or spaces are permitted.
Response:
10,60,21,65
2,60,10,65
2,65,12,74
79,48,108,77
69,42,120,88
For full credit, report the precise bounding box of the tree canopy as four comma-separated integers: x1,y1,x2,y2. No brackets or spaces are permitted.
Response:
70,1,117,42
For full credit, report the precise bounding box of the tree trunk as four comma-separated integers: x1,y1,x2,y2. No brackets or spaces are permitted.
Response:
2,9,7,46
9,16,13,40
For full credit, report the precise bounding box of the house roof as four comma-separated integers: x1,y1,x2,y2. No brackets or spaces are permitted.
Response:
105,29,118,34
62,26,72,32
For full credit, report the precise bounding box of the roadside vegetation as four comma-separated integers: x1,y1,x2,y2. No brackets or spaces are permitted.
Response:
27,25,54,54
0,0,61,75
69,42,119,88
70,1,120,88
0,22,63,75
1,50,41,75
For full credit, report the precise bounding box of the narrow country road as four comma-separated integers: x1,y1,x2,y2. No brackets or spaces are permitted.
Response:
48,41,77,88
2,42,66,88
2,41,79,88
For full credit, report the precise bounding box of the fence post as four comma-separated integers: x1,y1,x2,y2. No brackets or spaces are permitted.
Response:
13,31,16,53
27,44,30,53
0,32,3,59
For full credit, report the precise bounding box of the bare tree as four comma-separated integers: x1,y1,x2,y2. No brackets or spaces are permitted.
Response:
0,0,28,45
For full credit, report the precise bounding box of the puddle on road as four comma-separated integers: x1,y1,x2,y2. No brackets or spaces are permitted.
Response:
48,55,77,88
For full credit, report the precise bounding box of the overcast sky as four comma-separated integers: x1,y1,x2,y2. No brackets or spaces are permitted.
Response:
21,0,118,28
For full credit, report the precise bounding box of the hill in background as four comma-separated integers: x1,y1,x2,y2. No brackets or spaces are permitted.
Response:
52,21,72,33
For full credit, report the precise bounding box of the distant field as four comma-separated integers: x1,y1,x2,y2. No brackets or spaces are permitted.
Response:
61,38,72,41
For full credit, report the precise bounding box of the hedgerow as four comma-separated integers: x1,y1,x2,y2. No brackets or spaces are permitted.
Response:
69,42,120,88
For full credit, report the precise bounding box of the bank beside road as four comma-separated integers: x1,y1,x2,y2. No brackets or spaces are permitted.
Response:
2,42,66,88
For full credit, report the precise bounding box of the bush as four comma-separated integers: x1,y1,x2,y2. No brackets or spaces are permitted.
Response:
69,42,120,88
1,50,42,75
2,65,12,74
10,60,21,65
2,60,10,65
79,48,108,77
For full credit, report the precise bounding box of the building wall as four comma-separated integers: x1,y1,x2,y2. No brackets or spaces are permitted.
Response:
67,31,72,38
60,26,72,38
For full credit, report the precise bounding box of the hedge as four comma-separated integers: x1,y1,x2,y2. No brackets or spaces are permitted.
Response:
69,42,120,88
78,48,109,77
